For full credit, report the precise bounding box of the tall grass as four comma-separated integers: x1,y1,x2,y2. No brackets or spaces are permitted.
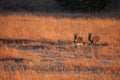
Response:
0,14,120,45
0,70,119,80
0,46,22,58
0,14,120,80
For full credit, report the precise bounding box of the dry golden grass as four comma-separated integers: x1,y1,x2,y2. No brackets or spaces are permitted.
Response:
0,70,119,80
0,46,22,58
0,13,120,80
0,14,120,45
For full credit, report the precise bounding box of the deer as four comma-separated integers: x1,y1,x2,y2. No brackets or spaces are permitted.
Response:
88,33,100,46
74,34,83,48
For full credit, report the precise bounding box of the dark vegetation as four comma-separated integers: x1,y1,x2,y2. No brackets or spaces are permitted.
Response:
0,58,25,62
0,38,36,45
0,0,120,12
55,0,109,12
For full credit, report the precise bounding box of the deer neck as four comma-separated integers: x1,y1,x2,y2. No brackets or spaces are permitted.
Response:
74,35,77,42
88,35,92,41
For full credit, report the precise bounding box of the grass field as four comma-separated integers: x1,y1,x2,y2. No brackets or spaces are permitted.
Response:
0,13,120,80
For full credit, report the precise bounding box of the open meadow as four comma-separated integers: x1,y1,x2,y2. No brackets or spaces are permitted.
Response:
0,13,120,80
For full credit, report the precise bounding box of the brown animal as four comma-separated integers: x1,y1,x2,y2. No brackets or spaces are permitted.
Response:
74,34,83,48
88,33,100,46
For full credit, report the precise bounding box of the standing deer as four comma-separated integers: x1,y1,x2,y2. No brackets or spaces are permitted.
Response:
88,33,100,46
74,34,83,48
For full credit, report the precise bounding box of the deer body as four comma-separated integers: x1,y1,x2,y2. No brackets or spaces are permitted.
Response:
88,33,100,46
74,34,83,48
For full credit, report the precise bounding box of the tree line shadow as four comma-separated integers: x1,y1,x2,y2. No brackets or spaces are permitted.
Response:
0,38,109,50
0,11,120,19
0,38,36,45
0,57,25,62
0,0,120,18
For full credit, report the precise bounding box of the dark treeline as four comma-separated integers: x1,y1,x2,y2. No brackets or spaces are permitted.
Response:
55,0,109,12
0,0,58,12
0,0,119,12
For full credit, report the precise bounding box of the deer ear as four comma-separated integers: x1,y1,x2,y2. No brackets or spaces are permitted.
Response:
74,33,78,35
88,33,92,35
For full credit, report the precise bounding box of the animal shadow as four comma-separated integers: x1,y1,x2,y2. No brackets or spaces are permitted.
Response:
99,42,109,46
